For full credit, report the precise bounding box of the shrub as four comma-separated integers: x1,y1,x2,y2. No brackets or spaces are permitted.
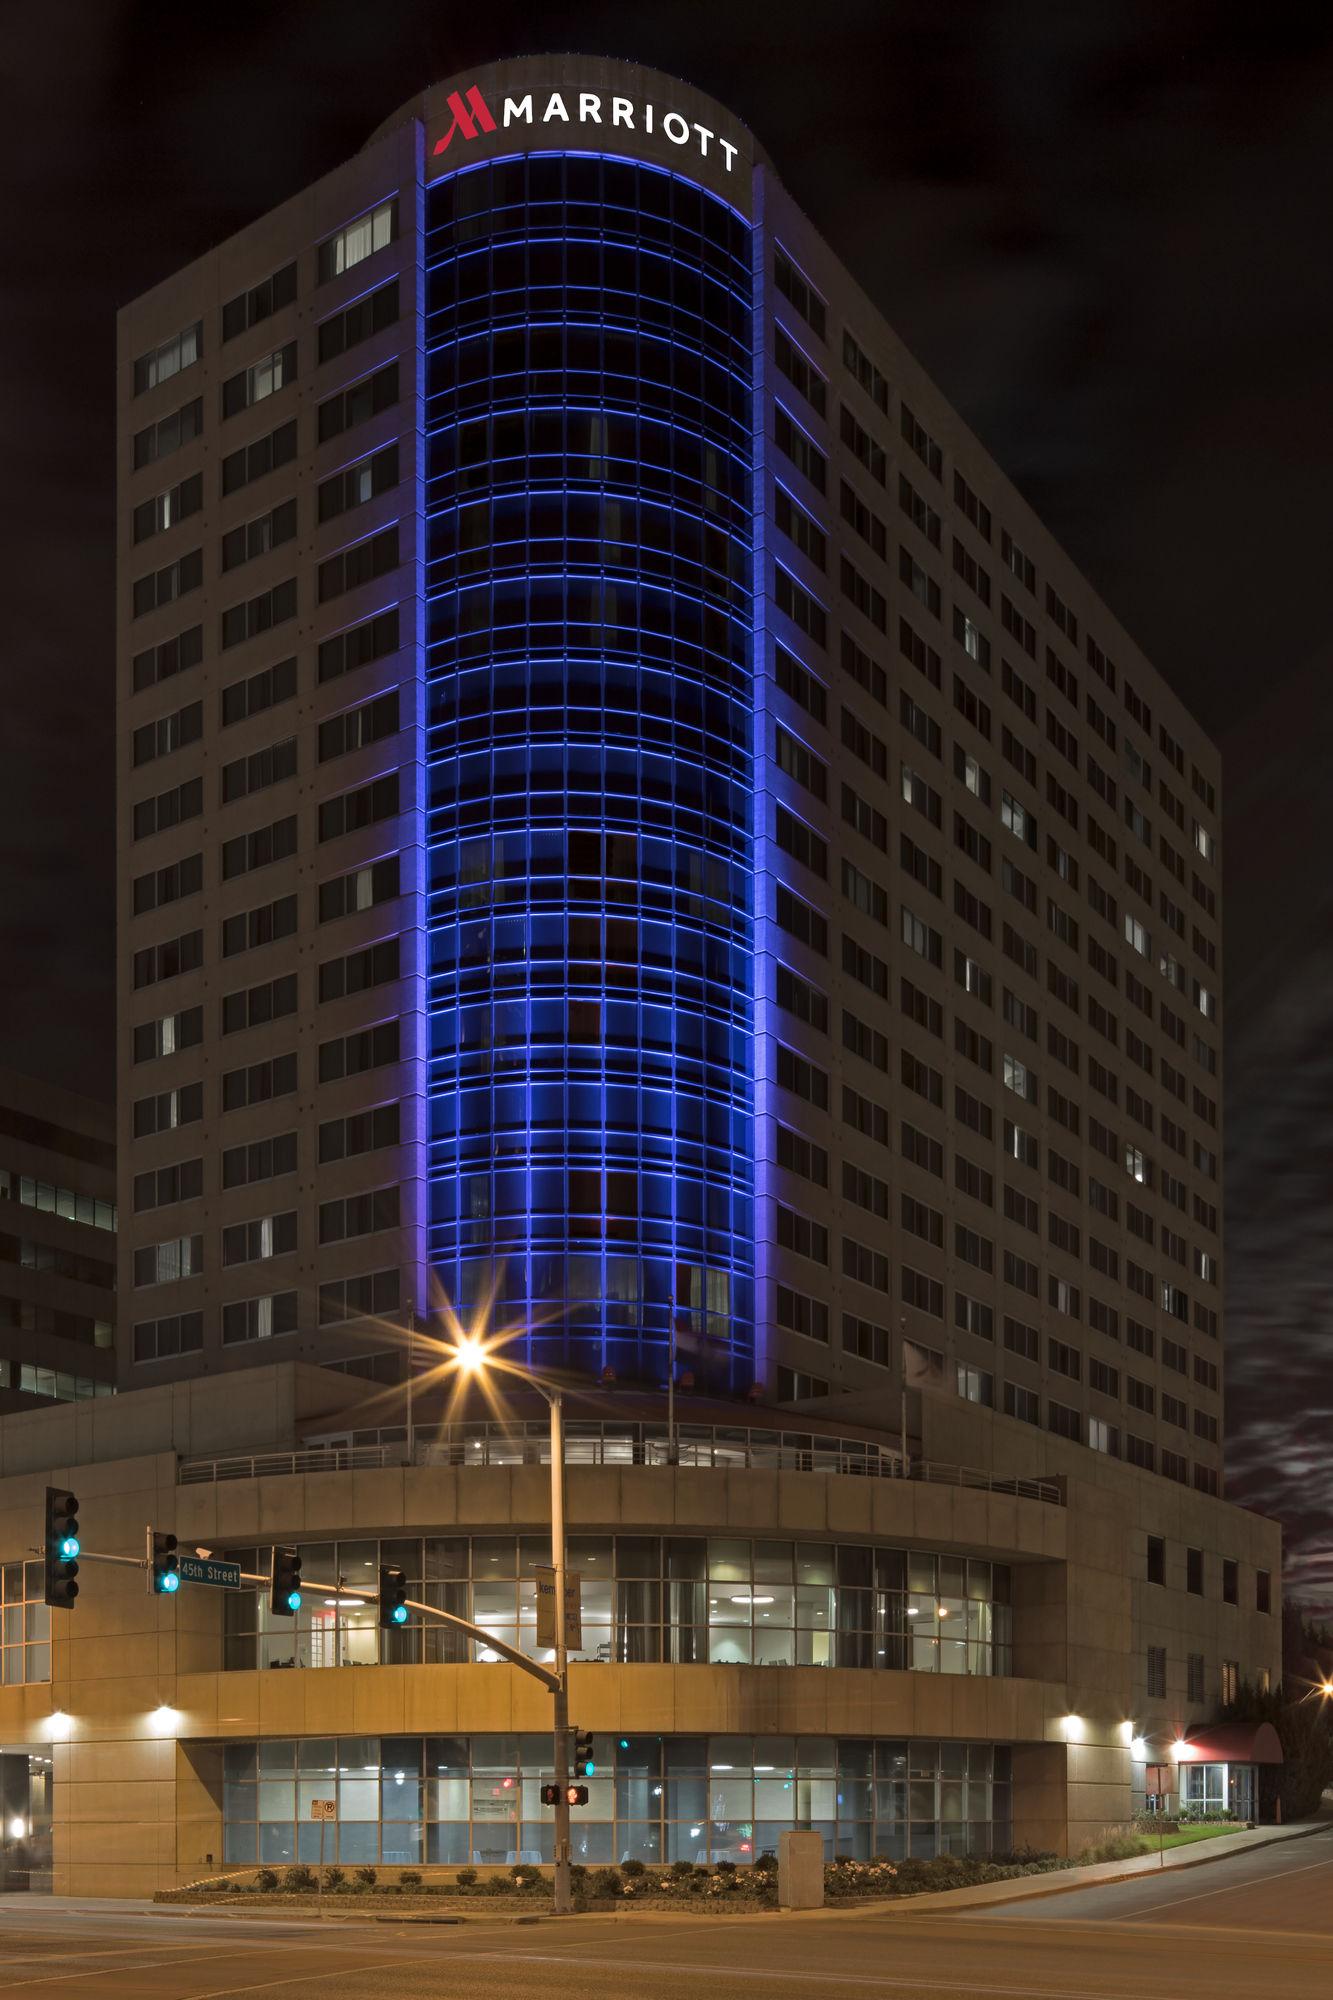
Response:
620,1858,646,1879
455,1866,477,1887
255,1868,279,1892
1080,1832,1147,1864
283,1865,315,1892
399,1870,423,1892
569,1864,588,1884
354,1866,377,1889
322,1866,345,1891
667,1859,695,1879
714,1859,737,1875
589,1866,623,1898
754,1851,778,1873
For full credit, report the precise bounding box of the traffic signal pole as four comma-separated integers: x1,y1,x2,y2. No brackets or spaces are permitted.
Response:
549,1387,572,1917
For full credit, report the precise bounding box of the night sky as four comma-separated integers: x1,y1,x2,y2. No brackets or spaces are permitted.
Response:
4,2,1330,1598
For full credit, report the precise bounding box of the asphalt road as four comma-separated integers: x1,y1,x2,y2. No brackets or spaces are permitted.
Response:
0,1830,1326,1998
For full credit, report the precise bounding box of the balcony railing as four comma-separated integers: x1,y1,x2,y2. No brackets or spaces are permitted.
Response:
177,1421,1063,1504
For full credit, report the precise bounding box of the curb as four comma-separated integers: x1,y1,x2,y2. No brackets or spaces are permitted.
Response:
852,1821,1331,1916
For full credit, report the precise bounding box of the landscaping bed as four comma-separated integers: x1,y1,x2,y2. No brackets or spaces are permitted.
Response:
156,1851,1075,1913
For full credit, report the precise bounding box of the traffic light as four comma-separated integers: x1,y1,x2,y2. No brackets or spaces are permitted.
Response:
268,1546,302,1615
573,1728,595,1777
148,1528,179,1596
377,1565,408,1629
43,1489,80,1610
540,1783,589,1806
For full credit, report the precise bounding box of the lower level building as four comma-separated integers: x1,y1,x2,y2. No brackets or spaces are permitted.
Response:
0,1363,1281,1894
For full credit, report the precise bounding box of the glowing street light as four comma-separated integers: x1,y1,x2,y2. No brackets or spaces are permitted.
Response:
441,1331,574,1919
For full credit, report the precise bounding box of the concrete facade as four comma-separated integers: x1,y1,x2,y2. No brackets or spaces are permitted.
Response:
0,1365,1282,1894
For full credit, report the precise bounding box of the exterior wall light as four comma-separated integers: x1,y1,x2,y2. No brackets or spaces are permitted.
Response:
1060,1714,1084,1740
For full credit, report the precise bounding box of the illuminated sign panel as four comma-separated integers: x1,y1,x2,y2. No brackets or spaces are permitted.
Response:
420,59,755,211
433,82,741,174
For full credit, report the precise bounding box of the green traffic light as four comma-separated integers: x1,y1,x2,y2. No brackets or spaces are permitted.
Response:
285,1589,301,1611
59,1536,80,1560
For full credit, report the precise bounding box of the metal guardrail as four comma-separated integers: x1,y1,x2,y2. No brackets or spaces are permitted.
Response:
177,1427,1062,1504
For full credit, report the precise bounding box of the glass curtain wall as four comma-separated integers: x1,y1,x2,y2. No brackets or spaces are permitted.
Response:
423,153,756,1388
222,1733,1013,1867
221,1535,1011,1676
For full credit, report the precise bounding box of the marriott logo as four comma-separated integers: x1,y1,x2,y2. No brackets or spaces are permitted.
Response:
432,82,739,172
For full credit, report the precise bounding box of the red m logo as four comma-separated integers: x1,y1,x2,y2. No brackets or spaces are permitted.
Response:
432,86,497,155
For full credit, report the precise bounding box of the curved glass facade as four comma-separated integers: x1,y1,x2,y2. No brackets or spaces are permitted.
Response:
424,154,755,1386
220,1534,1012,1676
222,1733,1014,1867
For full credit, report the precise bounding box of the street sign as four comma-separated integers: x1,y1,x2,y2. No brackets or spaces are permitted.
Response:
176,1555,242,1590
309,1799,336,1822
535,1566,582,1650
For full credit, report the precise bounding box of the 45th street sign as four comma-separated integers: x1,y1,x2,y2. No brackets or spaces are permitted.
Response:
176,1555,242,1589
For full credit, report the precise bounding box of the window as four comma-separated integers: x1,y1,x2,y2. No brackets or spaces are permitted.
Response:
774,246,826,339
318,1103,401,1163
1221,1558,1238,1606
318,1020,400,1083
220,577,298,650
221,736,297,803
1003,1382,1039,1426
220,972,298,1036
318,1190,399,1248
132,470,203,544
773,405,827,493
1187,1653,1205,1703
221,342,297,419
133,395,203,470
220,416,298,497
132,700,203,768
318,526,399,603
220,1128,296,1184
1146,1645,1167,1699
132,1234,203,1288
221,657,297,728
318,856,400,924
319,690,399,762
318,936,400,1002
134,1311,203,1363
775,322,828,415
318,773,399,843
221,498,297,573
318,443,400,524
319,607,401,686
1221,1659,1239,1706
132,621,204,693
222,1292,299,1345
319,1268,401,1325
901,402,942,479
132,929,203,990
318,198,398,281
222,262,297,342
842,328,889,411
1186,1547,1204,1596
774,643,827,725
222,1052,298,1112
1146,1536,1165,1585
132,547,203,618
222,1211,297,1266
317,279,400,363
133,320,201,395
1256,1569,1271,1615
221,814,298,882
317,359,400,444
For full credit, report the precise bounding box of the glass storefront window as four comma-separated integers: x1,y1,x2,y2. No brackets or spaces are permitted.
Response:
218,1533,1013,1680
276,1727,1001,1870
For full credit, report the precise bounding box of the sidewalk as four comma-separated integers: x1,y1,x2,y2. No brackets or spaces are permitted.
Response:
859,1817,1329,1914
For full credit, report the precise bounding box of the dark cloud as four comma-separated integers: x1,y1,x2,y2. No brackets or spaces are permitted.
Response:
2,0,1329,1590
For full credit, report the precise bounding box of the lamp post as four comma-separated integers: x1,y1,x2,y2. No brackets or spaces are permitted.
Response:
451,1337,573,1917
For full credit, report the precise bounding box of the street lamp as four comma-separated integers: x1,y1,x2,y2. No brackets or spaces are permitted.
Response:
449,1336,574,1918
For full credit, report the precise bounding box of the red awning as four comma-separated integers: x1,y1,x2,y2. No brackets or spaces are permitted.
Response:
1176,1722,1283,1765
